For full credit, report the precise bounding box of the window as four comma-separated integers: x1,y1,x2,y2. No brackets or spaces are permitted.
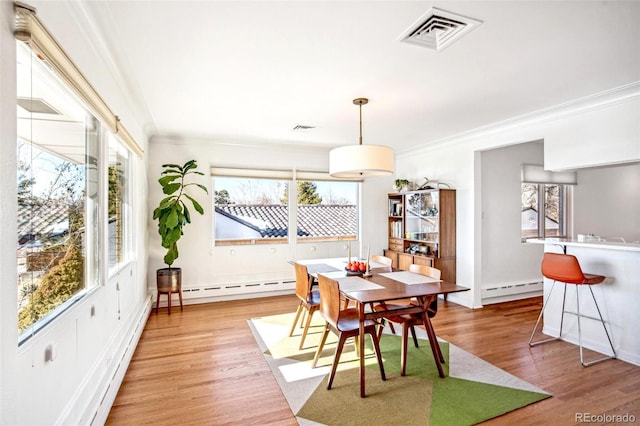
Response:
521,183,567,240
17,42,100,338
296,180,358,242
213,177,289,244
108,135,131,268
212,170,360,245
14,5,142,342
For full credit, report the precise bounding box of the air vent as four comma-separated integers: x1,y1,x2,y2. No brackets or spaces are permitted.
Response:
17,97,61,114
293,125,315,131
399,7,482,52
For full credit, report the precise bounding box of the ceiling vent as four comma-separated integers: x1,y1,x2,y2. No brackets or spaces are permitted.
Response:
398,7,482,52
17,97,61,114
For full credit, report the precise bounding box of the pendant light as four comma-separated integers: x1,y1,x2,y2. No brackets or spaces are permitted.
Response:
329,98,394,178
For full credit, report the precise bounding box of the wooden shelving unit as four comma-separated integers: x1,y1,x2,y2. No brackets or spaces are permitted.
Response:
384,188,456,284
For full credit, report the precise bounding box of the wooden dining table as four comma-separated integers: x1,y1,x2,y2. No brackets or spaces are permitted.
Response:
296,257,469,397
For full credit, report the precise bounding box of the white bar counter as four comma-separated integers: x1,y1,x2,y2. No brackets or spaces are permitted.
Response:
527,238,640,366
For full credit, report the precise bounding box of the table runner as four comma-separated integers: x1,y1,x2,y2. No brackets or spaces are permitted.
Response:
379,271,442,285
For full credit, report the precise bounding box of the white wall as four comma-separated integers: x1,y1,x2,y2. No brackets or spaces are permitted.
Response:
147,137,392,302
544,94,640,171
480,141,545,291
573,162,640,242
1,3,151,425
396,84,640,308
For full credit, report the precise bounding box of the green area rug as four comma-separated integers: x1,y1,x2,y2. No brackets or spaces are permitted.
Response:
248,312,551,426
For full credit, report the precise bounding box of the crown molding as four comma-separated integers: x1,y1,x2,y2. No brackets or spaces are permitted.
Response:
398,81,640,157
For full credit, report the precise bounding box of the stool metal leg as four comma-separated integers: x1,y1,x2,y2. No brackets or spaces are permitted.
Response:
529,280,564,346
558,282,568,337
576,286,616,367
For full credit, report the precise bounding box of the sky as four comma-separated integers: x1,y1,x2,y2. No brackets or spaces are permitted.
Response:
213,177,357,205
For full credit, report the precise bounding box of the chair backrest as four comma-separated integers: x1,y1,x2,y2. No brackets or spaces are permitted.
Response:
371,255,392,267
541,253,587,284
293,262,312,300
317,273,342,328
409,264,441,280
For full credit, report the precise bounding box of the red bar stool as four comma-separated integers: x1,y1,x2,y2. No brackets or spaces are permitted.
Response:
529,252,616,367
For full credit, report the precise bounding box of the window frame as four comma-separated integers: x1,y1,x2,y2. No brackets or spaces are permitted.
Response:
107,134,132,273
213,176,291,246
295,179,359,243
15,21,140,343
521,182,569,241
211,168,362,246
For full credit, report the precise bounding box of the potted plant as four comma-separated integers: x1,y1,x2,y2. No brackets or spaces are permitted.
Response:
152,160,208,313
394,179,410,192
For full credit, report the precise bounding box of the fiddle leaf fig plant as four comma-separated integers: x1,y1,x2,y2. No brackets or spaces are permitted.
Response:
153,160,208,266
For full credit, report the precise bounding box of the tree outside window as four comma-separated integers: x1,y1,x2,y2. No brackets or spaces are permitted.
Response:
521,183,566,240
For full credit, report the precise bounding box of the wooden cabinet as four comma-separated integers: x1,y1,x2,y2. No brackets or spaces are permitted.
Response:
385,188,456,283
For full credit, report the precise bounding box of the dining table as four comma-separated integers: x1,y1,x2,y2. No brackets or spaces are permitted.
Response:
295,257,469,397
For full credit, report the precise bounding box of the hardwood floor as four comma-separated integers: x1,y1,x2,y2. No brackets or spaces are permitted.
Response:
106,296,640,425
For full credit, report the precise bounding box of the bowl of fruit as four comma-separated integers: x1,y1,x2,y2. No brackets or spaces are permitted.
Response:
345,260,367,275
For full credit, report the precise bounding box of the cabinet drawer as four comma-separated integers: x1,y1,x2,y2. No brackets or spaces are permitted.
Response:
388,242,404,252
413,255,434,267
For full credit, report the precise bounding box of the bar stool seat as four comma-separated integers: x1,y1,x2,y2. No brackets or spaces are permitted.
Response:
529,252,616,367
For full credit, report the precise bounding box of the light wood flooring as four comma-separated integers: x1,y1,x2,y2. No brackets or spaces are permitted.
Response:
106,296,640,425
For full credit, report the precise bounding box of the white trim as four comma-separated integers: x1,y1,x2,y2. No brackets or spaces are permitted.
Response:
397,82,640,157
14,3,143,158
211,167,293,180
521,164,577,184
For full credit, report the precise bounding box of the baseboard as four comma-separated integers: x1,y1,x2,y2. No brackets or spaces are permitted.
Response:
88,295,152,425
154,278,296,307
481,280,543,305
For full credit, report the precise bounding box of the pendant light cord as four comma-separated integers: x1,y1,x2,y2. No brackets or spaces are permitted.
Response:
359,102,363,145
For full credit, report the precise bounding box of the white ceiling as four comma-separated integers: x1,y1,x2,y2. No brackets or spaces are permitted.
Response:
34,1,640,153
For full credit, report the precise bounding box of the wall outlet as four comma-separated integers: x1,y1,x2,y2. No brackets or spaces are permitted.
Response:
44,344,55,362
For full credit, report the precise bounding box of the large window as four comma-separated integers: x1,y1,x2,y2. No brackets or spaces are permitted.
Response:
296,180,358,242
213,172,359,245
214,177,290,244
521,183,567,240
17,42,100,337
15,24,139,341
108,135,131,268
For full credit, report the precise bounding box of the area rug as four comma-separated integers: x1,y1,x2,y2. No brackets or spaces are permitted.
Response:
248,312,551,426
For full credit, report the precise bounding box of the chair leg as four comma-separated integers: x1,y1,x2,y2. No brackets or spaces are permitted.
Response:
376,319,386,340
529,280,562,346
289,304,303,337
558,283,568,337
369,329,386,381
589,286,616,358
327,333,349,390
300,310,307,329
354,335,360,357
311,325,330,368
410,325,419,348
401,322,409,376
299,307,315,350
388,322,397,335
578,286,616,367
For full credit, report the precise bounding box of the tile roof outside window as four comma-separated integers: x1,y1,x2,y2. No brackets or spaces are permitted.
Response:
215,204,356,239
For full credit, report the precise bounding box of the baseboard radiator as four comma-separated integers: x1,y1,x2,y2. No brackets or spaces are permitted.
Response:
155,278,297,306
481,280,543,304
